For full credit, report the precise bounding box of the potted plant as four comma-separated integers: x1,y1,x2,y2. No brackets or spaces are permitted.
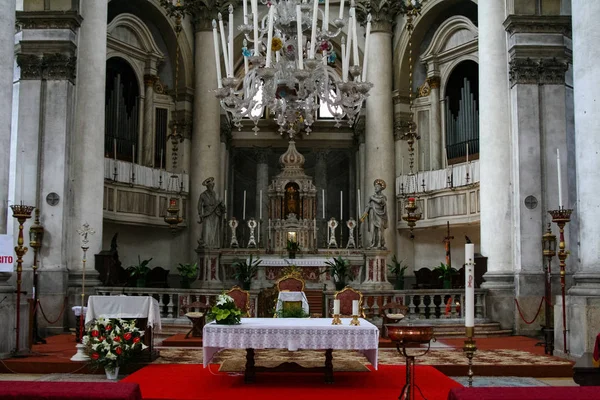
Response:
177,262,198,289
286,239,300,259
83,317,147,379
126,256,153,287
232,254,262,290
388,255,408,290
206,293,243,325
434,262,457,289
324,256,355,290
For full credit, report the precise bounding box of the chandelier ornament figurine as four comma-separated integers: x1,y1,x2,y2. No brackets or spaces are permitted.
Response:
212,0,373,136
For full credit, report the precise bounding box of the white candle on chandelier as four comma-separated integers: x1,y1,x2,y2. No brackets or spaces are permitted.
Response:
351,7,359,67
243,39,249,75
465,243,475,328
251,0,259,56
132,144,135,164
357,189,361,219
421,151,424,171
339,0,345,19
322,189,325,219
265,5,275,67
309,0,319,58
218,13,230,77
113,139,117,161
224,189,228,209
341,36,348,81
344,17,353,79
296,5,304,70
259,190,263,220
243,0,248,24
466,142,469,163
212,20,223,88
228,5,234,77
557,148,563,209
243,190,247,220
159,148,163,170
340,190,343,222
361,14,372,81
323,0,329,32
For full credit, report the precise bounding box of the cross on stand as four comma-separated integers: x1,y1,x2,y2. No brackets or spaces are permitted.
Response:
443,221,454,268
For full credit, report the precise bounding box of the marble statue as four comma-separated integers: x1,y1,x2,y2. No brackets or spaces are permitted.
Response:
364,179,388,249
197,177,226,249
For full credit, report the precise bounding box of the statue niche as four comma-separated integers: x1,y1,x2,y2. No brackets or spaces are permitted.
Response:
284,183,300,218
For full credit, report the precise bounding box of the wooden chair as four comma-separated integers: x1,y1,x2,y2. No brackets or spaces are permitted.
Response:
227,286,251,317
180,301,209,339
276,273,306,292
381,301,408,338
334,286,365,317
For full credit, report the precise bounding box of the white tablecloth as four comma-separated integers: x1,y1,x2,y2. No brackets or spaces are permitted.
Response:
275,292,310,315
203,318,379,369
256,257,334,267
85,295,162,330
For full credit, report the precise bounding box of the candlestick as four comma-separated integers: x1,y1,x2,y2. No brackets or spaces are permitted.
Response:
243,190,246,220
309,0,318,58
357,189,361,220
243,0,248,24
340,191,343,222
313,218,317,248
339,0,345,19
228,5,234,79
218,13,230,77
361,14,371,81
265,5,275,67
341,37,347,82
113,139,117,161
159,148,163,170
252,0,259,56
333,299,340,315
351,8,359,66
556,148,563,209
212,20,223,88
465,243,475,327
322,189,325,219
466,142,469,163
296,5,303,70
323,0,329,31
132,145,135,164
259,190,262,220
224,189,228,209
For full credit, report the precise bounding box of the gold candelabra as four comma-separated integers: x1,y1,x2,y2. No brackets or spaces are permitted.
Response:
331,314,342,325
10,203,34,353
548,208,572,354
463,326,477,387
350,315,360,326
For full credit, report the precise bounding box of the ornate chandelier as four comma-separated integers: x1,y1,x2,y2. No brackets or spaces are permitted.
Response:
212,0,373,136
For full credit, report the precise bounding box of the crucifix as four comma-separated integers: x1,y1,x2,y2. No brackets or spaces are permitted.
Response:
443,221,454,267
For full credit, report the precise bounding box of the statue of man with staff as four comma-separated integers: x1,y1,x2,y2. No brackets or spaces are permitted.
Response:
197,177,226,249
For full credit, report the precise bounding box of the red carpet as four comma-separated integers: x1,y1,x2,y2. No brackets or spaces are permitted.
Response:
122,364,462,400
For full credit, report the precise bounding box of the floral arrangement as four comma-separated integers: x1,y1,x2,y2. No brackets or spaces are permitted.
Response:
206,293,242,325
83,317,147,372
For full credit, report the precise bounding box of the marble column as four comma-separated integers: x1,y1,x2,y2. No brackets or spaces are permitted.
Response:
191,13,222,262
362,6,396,256
478,0,514,328
68,1,107,287
427,76,442,170
254,149,269,247
565,0,600,357
314,149,329,246
142,75,157,166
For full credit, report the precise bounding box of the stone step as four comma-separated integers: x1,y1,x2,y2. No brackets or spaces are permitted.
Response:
434,329,514,338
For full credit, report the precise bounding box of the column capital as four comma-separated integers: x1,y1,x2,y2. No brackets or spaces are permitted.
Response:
356,0,401,33
508,57,569,87
187,0,233,32
16,53,77,81
426,76,441,89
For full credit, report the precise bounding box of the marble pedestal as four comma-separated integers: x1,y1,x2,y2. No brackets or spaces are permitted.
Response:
195,249,222,289
361,249,392,290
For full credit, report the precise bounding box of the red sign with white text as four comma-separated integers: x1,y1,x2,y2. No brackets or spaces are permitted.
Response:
0,235,14,272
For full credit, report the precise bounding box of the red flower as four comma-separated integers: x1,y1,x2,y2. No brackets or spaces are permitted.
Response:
408,197,415,202
99,336,106,342
91,330,99,337
123,333,132,341
133,337,140,344
106,325,112,332
115,347,122,355
113,336,121,342
91,352,100,360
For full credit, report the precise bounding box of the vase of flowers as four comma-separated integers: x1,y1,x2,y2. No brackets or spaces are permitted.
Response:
206,293,243,325
83,317,147,379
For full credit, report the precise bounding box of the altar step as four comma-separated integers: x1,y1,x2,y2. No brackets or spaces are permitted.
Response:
428,322,512,338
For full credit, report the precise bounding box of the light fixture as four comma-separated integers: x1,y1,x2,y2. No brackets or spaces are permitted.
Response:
210,0,373,136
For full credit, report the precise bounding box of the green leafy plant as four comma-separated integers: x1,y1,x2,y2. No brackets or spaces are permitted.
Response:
206,293,242,325
232,254,263,289
434,262,457,288
276,301,310,318
127,256,153,287
323,256,355,290
286,240,301,252
177,263,198,279
388,255,408,290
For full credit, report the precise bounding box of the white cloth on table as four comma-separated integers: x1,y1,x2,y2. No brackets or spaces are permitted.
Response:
275,291,310,315
203,317,379,369
72,306,87,317
85,295,162,330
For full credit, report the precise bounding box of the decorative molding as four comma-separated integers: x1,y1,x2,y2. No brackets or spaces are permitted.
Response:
417,80,430,98
16,10,82,31
509,57,569,86
16,53,76,81
504,15,572,39
144,74,159,87
427,76,441,89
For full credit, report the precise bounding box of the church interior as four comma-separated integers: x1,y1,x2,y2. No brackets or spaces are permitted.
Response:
0,0,599,398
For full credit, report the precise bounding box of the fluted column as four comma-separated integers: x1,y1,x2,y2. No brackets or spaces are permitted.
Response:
427,76,442,170
190,12,222,260
363,9,395,254
142,75,156,166
314,149,329,246
68,0,107,285
254,149,269,247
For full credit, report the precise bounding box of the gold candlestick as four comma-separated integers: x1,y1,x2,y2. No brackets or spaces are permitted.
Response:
331,314,342,325
350,315,360,326
463,326,477,387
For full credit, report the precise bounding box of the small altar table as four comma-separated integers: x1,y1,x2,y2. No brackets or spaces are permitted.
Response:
203,317,379,383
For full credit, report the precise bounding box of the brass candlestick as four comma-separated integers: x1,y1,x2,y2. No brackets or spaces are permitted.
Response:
350,315,360,326
463,326,477,387
548,208,572,354
10,204,34,353
331,314,342,325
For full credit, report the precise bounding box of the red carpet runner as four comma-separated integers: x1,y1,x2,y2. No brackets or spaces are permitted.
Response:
122,364,462,400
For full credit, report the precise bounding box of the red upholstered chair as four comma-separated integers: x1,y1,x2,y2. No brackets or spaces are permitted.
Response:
334,286,364,317
227,286,251,317
276,273,306,292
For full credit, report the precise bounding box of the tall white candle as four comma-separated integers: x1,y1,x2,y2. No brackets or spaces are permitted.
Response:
243,39,249,74
557,148,563,209
466,142,469,163
333,299,340,315
159,148,163,170
218,14,230,77
323,0,329,32
313,218,317,246
465,243,475,328
224,189,228,208
212,20,223,88
309,0,319,58
352,300,359,316
132,145,135,164
243,0,248,24
351,8,359,66
340,190,343,222
296,5,304,70
344,17,353,79
265,5,275,67
243,190,247,220
338,0,345,19
322,189,325,219
361,14,371,81
259,190,263,220
228,5,234,77
268,218,271,241
341,36,347,81
113,139,117,161
357,189,361,218
252,0,259,56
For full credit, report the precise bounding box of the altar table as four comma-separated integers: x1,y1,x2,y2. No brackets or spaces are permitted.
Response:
203,317,379,383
